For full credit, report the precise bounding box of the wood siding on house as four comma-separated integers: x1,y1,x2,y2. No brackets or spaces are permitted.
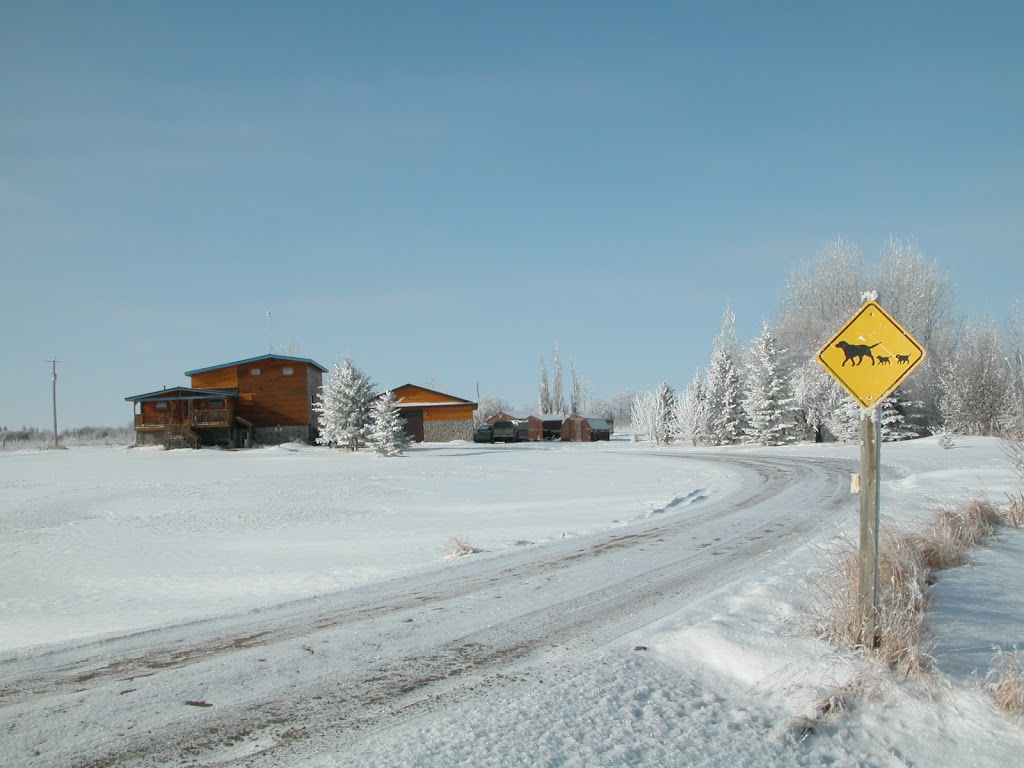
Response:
133,392,235,430
424,404,475,422
187,367,238,390
128,354,327,448
391,385,476,422
190,360,318,428
389,383,477,442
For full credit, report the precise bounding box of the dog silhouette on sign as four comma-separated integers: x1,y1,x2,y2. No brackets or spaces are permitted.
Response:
835,340,881,366
896,354,912,364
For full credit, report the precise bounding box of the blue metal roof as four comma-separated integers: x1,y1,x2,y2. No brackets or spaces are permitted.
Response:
184,354,328,376
125,387,239,403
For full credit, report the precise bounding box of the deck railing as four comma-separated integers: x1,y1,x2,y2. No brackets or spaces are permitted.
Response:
135,409,232,429
192,409,230,426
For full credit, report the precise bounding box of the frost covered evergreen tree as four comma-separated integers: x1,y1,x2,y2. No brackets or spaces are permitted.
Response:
878,393,920,442
741,323,797,446
314,356,375,450
704,308,746,445
654,382,675,445
366,390,411,457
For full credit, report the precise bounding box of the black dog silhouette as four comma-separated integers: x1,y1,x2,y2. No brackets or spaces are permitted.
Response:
877,356,891,365
835,340,881,366
896,354,911,364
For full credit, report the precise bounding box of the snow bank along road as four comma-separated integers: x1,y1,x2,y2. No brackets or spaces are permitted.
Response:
0,451,856,766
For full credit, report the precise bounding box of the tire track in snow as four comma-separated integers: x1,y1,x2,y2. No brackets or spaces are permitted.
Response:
0,452,856,767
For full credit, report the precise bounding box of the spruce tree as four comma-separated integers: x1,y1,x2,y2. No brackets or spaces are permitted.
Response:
878,392,921,442
742,323,798,446
367,390,411,457
314,357,375,450
705,308,746,445
655,381,675,445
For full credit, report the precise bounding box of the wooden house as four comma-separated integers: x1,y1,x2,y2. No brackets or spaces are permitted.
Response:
127,354,328,448
560,416,613,442
387,384,477,442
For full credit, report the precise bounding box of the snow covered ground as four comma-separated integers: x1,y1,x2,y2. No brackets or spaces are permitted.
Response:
1,436,1021,766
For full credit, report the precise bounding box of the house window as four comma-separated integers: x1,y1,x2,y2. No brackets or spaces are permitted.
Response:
250,368,261,376
282,367,294,376
155,402,168,411
208,399,223,408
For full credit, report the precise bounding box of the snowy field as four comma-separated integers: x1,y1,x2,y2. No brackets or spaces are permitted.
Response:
1,436,1022,766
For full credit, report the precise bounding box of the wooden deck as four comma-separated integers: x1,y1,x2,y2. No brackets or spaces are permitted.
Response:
134,409,232,430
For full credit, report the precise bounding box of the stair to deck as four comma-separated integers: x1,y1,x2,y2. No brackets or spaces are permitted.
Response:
164,424,201,449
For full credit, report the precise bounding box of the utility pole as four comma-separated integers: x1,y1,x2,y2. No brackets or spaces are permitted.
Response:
267,309,273,353
46,359,60,448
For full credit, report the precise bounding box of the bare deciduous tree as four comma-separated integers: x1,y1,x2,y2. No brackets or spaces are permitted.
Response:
551,344,565,415
940,318,1012,436
775,237,865,360
475,396,511,426
538,357,552,415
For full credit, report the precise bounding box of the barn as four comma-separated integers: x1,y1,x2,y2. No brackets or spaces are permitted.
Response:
527,414,565,441
127,354,327,448
560,416,613,442
388,384,478,442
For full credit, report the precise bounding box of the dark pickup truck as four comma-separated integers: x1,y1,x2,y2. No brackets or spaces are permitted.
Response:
475,420,529,443
490,420,517,442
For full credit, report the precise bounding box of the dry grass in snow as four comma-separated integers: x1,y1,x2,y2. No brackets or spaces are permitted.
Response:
988,647,1024,717
813,498,1007,677
1001,431,1024,528
443,536,481,559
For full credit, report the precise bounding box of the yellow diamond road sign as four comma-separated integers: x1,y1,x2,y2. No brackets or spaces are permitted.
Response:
817,300,926,409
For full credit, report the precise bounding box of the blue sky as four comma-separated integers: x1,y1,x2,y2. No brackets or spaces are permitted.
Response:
2,1,1022,428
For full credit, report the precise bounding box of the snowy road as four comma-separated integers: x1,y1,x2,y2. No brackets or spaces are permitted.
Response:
0,450,857,767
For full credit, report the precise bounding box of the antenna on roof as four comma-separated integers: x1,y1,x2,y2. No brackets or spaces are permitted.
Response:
267,309,273,353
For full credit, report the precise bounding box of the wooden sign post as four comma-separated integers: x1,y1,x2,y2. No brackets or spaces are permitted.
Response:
858,410,881,646
817,299,925,647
